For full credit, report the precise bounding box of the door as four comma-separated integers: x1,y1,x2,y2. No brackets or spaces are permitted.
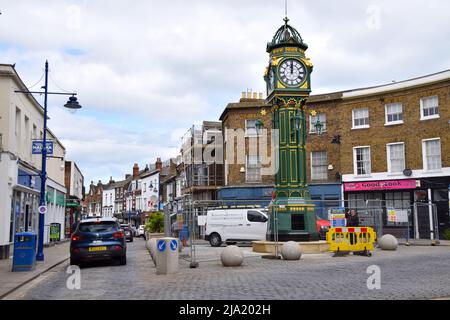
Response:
414,190,431,239
433,189,450,239
245,210,269,240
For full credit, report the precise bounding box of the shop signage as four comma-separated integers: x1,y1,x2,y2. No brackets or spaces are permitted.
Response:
32,140,54,155
344,179,417,192
328,208,346,227
387,208,409,223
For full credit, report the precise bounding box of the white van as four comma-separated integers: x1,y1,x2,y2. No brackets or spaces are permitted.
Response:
199,208,269,247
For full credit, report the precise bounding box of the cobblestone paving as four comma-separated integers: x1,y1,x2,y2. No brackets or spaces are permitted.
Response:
11,238,450,300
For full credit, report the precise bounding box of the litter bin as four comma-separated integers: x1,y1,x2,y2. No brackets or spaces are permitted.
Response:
12,232,37,272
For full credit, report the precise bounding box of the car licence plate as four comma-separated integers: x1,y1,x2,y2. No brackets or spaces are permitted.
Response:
89,246,107,252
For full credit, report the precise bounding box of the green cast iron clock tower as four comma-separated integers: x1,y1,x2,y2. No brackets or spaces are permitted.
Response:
264,16,319,241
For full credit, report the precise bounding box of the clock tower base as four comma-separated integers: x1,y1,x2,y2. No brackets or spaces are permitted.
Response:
266,198,320,242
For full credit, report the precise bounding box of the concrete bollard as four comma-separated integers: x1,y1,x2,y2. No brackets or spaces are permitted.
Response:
221,245,244,267
146,238,158,266
281,241,302,260
378,234,399,250
155,237,179,275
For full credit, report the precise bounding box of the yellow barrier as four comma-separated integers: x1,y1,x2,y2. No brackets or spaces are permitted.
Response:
326,227,376,256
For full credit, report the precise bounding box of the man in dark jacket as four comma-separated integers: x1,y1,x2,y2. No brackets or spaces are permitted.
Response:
347,209,359,227
347,209,359,245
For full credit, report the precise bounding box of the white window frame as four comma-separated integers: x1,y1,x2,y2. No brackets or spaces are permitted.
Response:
385,103,404,126
246,155,262,183
309,113,327,134
310,151,328,181
420,96,440,120
353,146,371,176
352,108,370,130
386,142,405,174
422,138,442,172
245,119,260,137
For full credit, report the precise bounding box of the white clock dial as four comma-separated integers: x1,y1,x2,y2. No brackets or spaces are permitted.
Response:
279,59,306,87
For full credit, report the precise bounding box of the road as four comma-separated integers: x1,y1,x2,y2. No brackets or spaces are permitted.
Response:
4,238,450,300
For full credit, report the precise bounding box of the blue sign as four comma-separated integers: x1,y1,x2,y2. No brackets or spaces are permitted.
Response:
332,219,346,227
157,240,166,252
32,141,54,155
170,239,178,251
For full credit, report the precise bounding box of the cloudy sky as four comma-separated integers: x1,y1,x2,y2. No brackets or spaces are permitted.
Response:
1,0,449,187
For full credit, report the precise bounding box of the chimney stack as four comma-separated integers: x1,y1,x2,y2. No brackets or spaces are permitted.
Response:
155,158,163,171
133,163,139,179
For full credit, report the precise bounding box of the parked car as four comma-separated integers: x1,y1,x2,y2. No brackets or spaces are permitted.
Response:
137,225,145,237
316,216,331,240
120,224,134,242
201,208,269,247
130,225,138,237
70,217,126,266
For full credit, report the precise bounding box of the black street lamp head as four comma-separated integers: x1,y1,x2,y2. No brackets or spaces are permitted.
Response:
64,95,82,109
255,119,264,135
314,119,324,135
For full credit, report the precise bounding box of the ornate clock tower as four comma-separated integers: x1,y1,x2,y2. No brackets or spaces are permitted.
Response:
264,16,319,241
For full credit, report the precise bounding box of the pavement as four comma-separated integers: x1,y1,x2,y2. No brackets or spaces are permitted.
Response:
3,237,450,300
0,241,70,299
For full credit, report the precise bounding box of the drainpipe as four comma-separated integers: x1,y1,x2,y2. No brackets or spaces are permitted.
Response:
428,188,434,241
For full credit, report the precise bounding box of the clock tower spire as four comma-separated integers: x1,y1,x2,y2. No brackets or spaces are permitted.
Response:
264,16,319,242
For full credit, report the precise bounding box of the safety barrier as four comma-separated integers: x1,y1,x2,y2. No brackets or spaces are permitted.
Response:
326,227,376,257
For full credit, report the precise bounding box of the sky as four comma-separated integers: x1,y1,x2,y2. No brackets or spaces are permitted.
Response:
1,0,449,188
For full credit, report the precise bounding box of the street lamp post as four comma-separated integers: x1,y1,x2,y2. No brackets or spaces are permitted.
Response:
15,61,82,261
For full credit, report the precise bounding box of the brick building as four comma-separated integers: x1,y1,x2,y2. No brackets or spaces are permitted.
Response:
219,92,274,204
308,69,450,239
218,70,450,239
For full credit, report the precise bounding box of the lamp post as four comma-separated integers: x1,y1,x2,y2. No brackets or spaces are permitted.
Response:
15,61,82,261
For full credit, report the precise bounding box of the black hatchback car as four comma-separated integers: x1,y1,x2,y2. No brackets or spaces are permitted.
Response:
70,218,126,266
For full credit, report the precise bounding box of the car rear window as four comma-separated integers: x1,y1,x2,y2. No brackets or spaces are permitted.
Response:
78,221,117,233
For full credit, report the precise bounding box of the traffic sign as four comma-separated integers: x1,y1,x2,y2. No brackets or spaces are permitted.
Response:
170,239,178,251
32,140,54,155
38,205,47,215
157,240,166,252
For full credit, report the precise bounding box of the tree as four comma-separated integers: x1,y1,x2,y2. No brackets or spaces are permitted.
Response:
145,211,164,233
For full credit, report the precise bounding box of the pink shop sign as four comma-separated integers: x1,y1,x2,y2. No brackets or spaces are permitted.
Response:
344,179,417,192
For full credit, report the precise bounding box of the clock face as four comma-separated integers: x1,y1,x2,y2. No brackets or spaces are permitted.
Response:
278,59,306,87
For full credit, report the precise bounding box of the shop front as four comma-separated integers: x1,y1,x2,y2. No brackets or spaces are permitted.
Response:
343,177,450,240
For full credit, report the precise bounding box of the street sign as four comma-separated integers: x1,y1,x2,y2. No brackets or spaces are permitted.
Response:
170,239,178,251
157,239,166,252
38,205,47,215
32,140,54,155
